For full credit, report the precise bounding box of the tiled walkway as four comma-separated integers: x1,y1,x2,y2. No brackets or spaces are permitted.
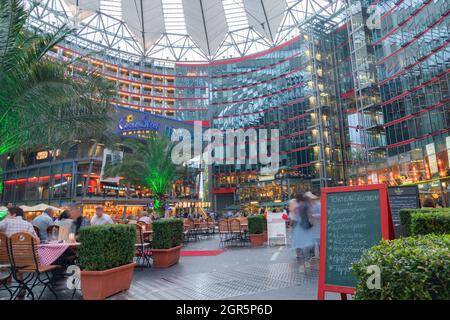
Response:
0,231,339,300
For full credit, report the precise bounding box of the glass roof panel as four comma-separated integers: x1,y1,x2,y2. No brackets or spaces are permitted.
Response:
27,0,346,62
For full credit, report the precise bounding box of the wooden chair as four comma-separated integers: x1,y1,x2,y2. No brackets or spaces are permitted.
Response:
33,226,40,239
218,219,231,247
230,219,243,244
206,218,215,235
9,232,61,300
135,225,151,269
0,233,13,299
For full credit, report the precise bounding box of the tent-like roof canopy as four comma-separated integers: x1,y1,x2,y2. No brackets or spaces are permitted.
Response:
27,0,345,62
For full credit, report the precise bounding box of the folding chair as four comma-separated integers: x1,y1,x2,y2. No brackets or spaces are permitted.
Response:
135,225,152,269
0,233,14,299
218,220,231,247
230,219,243,245
9,232,61,300
33,226,40,239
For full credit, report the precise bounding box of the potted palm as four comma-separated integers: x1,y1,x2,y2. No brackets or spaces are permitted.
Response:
105,136,184,217
248,215,265,247
78,224,136,300
152,219,184,268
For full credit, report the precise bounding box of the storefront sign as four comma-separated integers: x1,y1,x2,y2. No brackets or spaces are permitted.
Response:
258,175,275,182
318,185,394,300
118,114,160,132
36,149,61,161
266,212,287,246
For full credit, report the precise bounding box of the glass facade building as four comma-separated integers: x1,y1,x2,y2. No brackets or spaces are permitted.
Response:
342,0,450,206
2,0,449,211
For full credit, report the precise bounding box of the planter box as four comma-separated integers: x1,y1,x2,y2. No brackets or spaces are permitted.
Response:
80,262,136,300
250,234,265,247
152,245,182,268
263,230,268,241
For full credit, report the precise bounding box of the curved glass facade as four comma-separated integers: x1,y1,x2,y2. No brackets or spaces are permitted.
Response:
2,0,449,210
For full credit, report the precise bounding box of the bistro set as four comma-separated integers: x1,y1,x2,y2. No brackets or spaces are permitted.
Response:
218,218,249,247
0,231,80,300
182,218,216,242
0,221,158,300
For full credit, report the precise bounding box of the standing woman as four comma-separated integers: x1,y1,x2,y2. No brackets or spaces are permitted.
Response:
289,198,301,256
291,194,315,270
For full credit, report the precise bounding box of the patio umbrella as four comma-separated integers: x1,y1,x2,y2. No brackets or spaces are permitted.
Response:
26,204,62,212
19,205,34,212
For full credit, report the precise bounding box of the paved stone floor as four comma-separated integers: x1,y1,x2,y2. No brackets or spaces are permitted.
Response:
0,230,340,300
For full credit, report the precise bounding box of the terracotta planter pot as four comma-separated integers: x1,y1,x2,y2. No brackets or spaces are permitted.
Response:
151,245,182,268
80,262,136,300
250,234,265,247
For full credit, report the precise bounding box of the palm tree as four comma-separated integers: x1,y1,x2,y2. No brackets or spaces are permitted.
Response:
105,136,185,217
0,0,114,190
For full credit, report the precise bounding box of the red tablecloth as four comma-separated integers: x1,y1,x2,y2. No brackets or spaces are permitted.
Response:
37,243,79,266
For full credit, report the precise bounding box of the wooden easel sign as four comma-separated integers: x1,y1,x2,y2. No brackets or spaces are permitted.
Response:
317,184,394,300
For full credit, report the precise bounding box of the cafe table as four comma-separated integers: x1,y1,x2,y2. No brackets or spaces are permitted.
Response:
38,242,80,266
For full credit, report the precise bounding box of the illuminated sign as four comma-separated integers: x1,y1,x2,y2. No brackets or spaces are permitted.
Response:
36,151,48,160
36,149,61,161
118,114,160,132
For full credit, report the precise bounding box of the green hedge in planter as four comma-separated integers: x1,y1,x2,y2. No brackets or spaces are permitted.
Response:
353,234,450,300
152,218,183,249
400,208,450,236
248,215,264,235
79,224,135,271
411,211,450,235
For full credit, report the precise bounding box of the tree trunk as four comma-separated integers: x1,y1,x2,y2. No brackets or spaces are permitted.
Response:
155,194,166,218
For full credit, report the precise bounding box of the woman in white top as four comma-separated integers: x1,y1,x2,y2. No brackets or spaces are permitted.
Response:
54,210,74,228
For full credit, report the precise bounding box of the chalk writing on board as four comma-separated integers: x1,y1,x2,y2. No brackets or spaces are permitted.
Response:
325,190,381,287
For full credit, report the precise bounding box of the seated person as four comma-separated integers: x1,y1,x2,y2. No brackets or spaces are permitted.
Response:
32,208,55,242
69,204,91,236
138,211,151,224
90,206,114,226
127,215,137,225
0,207,40,244
54,210,73,228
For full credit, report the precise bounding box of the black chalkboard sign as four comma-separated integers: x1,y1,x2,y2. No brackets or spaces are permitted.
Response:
318,185,393,299
388,186,420,236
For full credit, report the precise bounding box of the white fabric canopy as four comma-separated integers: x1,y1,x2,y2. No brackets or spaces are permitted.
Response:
20,204,62,212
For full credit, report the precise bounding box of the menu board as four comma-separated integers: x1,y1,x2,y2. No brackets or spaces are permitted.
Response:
267,212,287,246
318,185,393,299
388,186,420,236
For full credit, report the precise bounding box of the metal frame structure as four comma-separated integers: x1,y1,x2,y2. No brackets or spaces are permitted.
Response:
27,0,346,63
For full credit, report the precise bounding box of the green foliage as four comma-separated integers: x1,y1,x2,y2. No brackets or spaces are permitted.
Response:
105,136,185,214
353,234,450,300
400,208,450,236
411,211,450,236
152,219,183,250
78,224,135,271
0,0,114,160
248,215,264,235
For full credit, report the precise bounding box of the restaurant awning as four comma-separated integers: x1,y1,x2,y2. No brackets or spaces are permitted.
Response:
20,204,62,212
